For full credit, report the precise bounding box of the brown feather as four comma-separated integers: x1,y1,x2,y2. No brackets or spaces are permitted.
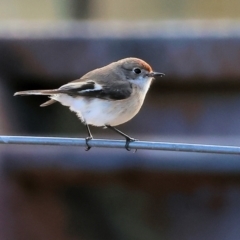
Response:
40,99,57,107
14,89,59,96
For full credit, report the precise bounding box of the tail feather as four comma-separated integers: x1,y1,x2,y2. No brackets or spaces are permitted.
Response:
40,99,57,107
14,89,58,96
14,89,60,107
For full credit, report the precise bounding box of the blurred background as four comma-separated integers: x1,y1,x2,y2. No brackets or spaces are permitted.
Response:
1,0,240,239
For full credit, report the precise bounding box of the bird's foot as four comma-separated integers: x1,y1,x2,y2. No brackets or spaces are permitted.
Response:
85,136,93,151
125,137,138,152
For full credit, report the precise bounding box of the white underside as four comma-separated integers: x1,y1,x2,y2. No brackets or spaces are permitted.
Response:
52,92,141,126
52,77,152,127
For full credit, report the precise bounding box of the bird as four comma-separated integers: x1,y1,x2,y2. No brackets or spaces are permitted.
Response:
14,57,165,151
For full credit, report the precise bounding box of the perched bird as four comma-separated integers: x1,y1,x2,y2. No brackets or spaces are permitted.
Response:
14,57,164,151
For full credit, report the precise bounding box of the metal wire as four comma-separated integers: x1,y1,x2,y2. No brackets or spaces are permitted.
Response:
1,135,240,155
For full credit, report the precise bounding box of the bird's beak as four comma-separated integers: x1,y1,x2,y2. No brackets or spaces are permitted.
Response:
148,72,165,78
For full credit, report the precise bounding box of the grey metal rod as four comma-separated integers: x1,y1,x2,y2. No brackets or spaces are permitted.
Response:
1,135,240,155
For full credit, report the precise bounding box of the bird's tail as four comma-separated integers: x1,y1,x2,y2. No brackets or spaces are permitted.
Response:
14,89,58,96
14,89,60,107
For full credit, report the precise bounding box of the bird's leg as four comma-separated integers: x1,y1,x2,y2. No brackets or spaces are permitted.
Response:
106,125,137,151
85,124,93,151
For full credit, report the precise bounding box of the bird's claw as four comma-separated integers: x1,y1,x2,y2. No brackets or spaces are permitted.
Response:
125,138,137,152
85,136,93,151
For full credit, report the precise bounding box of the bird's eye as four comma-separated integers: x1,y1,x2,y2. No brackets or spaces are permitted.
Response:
133,68,141,74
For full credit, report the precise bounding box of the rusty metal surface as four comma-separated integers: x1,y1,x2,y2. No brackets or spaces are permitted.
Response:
2,142,240,173
0,20,240,80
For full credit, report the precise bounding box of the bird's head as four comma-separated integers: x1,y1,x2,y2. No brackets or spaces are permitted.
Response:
117,58,165,89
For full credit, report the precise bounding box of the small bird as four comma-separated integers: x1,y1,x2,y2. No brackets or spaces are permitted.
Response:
14,57,164,151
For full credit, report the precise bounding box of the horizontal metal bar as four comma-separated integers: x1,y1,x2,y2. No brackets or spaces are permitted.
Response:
1,136,240,155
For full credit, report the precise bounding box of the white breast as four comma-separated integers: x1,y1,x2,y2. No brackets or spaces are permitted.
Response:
53,78,152,127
